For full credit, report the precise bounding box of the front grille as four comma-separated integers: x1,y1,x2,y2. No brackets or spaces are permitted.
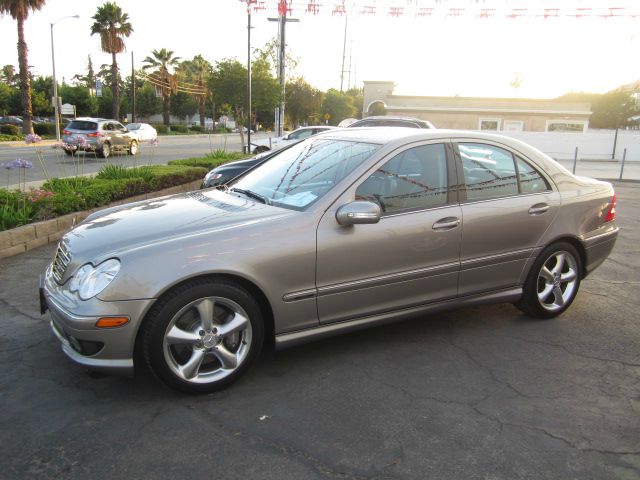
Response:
51,242,71,283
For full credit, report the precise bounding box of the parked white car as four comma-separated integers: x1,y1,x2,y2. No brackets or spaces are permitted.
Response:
125,123,158,142
250,126,337,153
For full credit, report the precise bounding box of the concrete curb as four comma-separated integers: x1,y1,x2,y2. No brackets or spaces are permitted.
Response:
0,179,202,260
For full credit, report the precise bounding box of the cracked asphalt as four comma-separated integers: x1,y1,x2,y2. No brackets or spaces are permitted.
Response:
0,181,639,480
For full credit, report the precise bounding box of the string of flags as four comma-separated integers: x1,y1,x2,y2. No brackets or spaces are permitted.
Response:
239,0,640,19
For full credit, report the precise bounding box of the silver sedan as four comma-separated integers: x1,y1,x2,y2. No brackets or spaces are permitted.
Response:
41,128,619,393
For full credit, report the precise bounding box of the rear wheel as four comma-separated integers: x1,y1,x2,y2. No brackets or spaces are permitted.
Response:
517,242,581,318
98,142,111,159
142,279,264,393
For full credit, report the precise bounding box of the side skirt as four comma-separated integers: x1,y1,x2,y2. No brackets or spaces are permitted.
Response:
275,287,522,350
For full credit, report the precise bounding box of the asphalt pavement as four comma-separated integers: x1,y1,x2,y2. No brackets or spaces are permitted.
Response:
0,181,638,479
0,133,269,189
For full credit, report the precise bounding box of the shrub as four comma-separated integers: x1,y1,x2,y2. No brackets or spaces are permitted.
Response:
171,124,188,134
169,150,248,171
0,133,23,141
153,124,168,134
0,124,20,136
0,190,34,230
190,125,204,133
33,122,56,136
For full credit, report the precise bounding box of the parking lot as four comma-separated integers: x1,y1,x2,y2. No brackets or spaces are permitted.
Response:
0,181,638,480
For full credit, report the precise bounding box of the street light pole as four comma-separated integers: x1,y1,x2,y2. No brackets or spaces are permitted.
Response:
50,15,80,142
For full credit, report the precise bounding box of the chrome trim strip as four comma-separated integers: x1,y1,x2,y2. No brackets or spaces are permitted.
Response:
316,262,460,297
282,288,318,302
580,226,619,246
461,248,532,270
275,287,522,349
459,191,551,207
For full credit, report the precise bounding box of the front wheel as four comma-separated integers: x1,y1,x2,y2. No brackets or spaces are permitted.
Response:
517,242,581,318
142,279,264,393
129,140,138,155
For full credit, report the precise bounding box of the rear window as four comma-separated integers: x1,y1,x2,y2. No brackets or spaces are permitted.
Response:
67,121,97,131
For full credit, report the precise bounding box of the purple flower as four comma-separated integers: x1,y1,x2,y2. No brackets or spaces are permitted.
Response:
51,142,65,149
6,158,33,169
25,133,42,144
73,136,89,147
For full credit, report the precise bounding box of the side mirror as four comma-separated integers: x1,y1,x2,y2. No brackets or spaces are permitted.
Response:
336,201,381,226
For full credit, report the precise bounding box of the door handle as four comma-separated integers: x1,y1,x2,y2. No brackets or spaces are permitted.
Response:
432,217,460,231
528,203,550,215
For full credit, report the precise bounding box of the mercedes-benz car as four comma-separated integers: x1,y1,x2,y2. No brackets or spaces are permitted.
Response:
250,125,337,153
41,128,618,394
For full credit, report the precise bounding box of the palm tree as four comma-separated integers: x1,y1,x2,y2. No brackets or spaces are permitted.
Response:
142,48,181,126
90,2,133,121
0,0,46,134
177,55,211,127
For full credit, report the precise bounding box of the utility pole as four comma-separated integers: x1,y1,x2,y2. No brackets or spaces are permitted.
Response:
340,15,348,92
247,1,252,152
269,1,298,137
131,51,136,123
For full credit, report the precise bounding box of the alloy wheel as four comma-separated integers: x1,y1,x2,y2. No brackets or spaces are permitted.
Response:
536,250,579,312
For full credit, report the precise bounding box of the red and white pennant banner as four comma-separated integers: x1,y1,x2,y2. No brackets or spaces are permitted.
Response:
242,1,640,19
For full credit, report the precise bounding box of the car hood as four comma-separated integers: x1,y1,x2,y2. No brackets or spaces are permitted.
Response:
214,157,260,171
63,189,294,265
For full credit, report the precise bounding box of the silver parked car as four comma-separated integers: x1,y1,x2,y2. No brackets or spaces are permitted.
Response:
41,128,619,393
62,118,139,158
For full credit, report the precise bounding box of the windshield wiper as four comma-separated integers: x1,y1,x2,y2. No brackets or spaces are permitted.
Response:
230,188,270,205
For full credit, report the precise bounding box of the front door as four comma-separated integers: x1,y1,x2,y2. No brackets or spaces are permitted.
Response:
316,142,462,324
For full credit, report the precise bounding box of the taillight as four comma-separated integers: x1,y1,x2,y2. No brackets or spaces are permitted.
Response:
605,193,616,222
86,132,102,137
62,129,71,135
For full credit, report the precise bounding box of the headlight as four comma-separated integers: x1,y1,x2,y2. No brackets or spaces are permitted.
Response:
69,259,120,300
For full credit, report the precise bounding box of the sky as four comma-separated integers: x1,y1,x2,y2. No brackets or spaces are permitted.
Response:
1,0,639,99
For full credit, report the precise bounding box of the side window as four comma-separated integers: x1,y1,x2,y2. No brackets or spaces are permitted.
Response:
290,129,313,140
355,144,448,214
103,123,113,131
459,143,518,201
516,156,549,193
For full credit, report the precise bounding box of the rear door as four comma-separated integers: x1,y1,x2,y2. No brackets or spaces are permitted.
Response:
316,141,462,324
453,141,560,295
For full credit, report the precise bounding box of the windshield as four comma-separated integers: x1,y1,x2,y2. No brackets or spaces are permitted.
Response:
231,138,379,210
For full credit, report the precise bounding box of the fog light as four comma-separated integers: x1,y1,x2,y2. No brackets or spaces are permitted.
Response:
95,317,129,328
68,335,82,353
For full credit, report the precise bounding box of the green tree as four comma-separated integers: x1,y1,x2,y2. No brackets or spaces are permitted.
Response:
0,82,16,115
135,83,162,118
72,55,96,90
320,88,357,126
210,58,247,125
1,64,19,87
90,1,133,121
590,90,639,129
170,91,198,121
251,57,280,129
345,87,363,119
285,77,323,127
177,55,212,127
142,48,181,125
59,84,98,117
0,0,46,134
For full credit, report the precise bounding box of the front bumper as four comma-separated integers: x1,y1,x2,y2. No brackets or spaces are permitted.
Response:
43,269,154,375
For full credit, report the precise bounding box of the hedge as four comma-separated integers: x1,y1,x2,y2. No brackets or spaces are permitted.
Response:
33,122,56,136
0,124,20,136
168,150,249,171
1,164,207,231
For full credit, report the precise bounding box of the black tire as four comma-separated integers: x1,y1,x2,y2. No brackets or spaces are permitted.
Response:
98,142,111,159
129,140,138,155
64,148,74,156
516,242,582,319
253,146,269,154
142,279,264,394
